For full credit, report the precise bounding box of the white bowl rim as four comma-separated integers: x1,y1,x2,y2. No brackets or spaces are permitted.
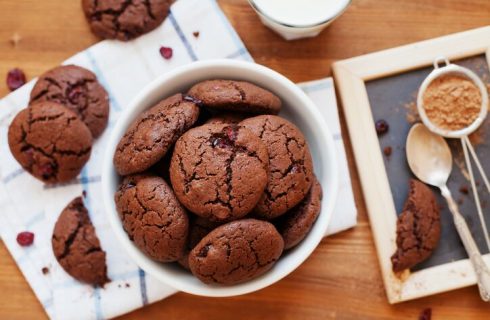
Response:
102,59,339,297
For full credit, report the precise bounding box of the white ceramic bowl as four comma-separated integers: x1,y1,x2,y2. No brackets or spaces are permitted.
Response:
102,59,338,297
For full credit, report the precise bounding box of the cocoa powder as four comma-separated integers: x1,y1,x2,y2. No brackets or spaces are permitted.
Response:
422,75,482,131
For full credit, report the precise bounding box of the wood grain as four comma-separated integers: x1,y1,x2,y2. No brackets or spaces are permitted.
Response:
1,0,490,319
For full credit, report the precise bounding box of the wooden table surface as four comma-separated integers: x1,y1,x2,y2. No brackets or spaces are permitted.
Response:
1,0,490,319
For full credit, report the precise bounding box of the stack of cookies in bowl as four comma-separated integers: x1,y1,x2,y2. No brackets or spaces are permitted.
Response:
112,78,323,286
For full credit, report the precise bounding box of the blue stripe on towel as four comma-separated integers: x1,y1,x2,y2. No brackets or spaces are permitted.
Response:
168,11,198,61
208,0,253,62
94,287,103,320
85,50,122,112
2,167,24,184
138,268,149,306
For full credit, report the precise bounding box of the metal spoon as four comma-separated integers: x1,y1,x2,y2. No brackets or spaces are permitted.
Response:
406,123,490,301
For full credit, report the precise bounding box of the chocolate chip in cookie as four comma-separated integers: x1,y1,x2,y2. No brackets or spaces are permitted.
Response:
82,0,170,41
114,93,200,176
189,219,284,285
391,179,440,272
188,80,282,115
240,115,314,219
275,176,322,250
115,174,189,262
8,102,92,184
52,197,109,286
170,123,269,222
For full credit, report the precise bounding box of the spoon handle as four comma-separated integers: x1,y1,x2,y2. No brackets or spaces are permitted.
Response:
441,186,490,302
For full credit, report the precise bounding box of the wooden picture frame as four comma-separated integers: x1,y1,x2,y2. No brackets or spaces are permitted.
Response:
332,26,490,303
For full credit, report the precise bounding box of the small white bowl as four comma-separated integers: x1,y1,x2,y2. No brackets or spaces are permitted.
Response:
102,59,338,297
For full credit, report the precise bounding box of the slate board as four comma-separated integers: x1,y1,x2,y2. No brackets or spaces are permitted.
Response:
366,55,490,271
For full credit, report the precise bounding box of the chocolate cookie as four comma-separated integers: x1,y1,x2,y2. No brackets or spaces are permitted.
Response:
275,176,322,250
240,115,314,219
188,80,281,114
391,179,441,272
8,102,92,184
205,112,249,125
114,93,200,175
30,65,109,138
82,0,170,41
115,174,189,262
189,219,284,285
52,197,109,286
170,123,269,221
178,216,222,270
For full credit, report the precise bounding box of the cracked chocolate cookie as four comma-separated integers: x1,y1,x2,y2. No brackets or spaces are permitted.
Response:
178,216,222,270
82,0,170,41
391,179,440,272
114,93,200,175
275,176,322,250
189,219,284,285
187,80,282,115
52,197,109,286
8,102,93,184
170,123,269,222
115,174,189,262
30,65,110,138
240,115,314,219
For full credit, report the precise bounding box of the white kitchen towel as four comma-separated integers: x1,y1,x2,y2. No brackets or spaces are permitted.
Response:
0,0,357,319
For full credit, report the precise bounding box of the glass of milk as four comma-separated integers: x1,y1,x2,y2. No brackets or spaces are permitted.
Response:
248,0,351,40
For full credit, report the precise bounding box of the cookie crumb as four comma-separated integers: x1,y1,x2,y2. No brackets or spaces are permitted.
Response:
193,31,200,38
10,32,21,47
459,185,469,195
159,46,173,60
82,190,87,198
383,146,392,157
375,119,389,135
418,308,432,320
41,267,49,275
125,283,130,288
16,231,34,247
6,68,26,91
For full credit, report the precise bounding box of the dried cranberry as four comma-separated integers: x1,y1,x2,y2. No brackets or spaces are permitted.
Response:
375,119,389,135
6,68,26,91
224,126,238,142
212,137,232,149
40,163,54,180
159,46,173,60
418,308,432,320
290,164,301,174
16,231,34,247
67,85,84,104
383,146,392,156
193,31,200,38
